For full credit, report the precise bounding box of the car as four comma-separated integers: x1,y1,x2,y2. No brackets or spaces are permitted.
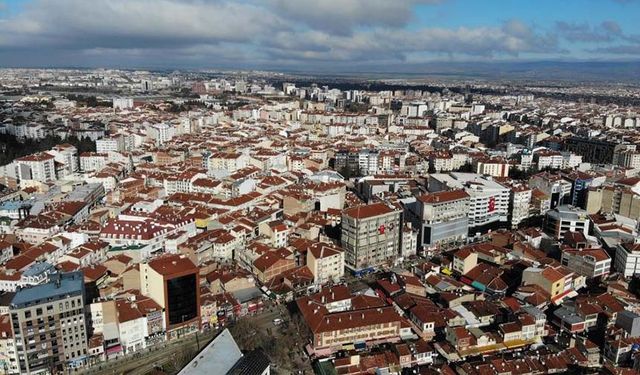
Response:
272,318,283,325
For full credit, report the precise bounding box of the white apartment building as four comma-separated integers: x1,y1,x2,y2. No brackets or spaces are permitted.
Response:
475,158,510,177
113,98,134,110
452,153,469,170
561,152,583,169
534,150,563,170
518,153,534,170
614,241,640,278
206,152,249,178
24,124,47,140
615,149,640,169
147,123,175,146
358,150,379,176
14,152,56,183
429,173,510,232
50,144,78,175
428,152,454,172
80,152,109,172
509,184,532,229
401,101,429,117
96,135,125,153
163,171,208,195
401,225,418,257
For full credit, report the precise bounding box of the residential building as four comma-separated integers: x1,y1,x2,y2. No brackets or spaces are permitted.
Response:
544,205,590,240
561,247,611,279
9,272,88,373
306,242,345,285
341,202,402,272
452,247,478,275
14,152,56,184
614,241,640,278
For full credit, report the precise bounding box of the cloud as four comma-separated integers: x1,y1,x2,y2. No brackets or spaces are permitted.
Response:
554,19,640,56
589,44,640,55
270,0,442,35
555,21,621,43
259,20,560,65
0,0,633,68
0,0,288,49
601,20,622,35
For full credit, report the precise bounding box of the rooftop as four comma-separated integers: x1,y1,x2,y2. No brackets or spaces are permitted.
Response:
11,271,84,308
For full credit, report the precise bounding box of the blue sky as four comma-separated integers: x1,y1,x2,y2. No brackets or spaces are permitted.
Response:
0,0,639,69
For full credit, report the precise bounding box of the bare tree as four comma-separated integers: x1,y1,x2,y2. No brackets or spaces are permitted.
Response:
164,347,196,374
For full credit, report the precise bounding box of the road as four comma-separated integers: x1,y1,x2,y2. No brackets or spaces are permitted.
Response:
79,329,218,375
78,303,289,375
249,303,286,331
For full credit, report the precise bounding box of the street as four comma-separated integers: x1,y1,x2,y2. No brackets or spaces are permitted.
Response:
79,329,218,375
78,303,293,375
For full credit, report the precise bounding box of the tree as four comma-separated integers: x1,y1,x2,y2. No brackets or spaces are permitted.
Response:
229,318,269,351
163,347,196,374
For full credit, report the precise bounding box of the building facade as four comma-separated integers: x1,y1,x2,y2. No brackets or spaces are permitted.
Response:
341,202,402,271
9,272,88,374
140,254,200,339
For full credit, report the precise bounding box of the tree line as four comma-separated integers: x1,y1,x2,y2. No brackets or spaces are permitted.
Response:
0,133,96,166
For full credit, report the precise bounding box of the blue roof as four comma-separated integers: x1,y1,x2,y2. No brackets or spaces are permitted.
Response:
0,201,29,210
11,271,84,308
22,262,55,277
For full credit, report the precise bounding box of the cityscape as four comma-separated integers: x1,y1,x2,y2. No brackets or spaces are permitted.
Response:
1,1,640,375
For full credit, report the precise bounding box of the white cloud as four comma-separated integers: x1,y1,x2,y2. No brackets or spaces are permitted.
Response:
0,0,629,68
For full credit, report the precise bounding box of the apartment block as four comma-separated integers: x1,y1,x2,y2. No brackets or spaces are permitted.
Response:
341,202,402,272
9,272,87,374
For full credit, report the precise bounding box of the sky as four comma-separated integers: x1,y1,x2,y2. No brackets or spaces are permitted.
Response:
0,0,639,71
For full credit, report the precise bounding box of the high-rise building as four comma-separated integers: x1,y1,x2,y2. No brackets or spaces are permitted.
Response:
140,254,200,339
14,152,56,184
341,202,402,272
564,136,617,164
415,189,469,249
112,98,134,110
429,173,510,235
614,241,640,278
9,271,87,374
